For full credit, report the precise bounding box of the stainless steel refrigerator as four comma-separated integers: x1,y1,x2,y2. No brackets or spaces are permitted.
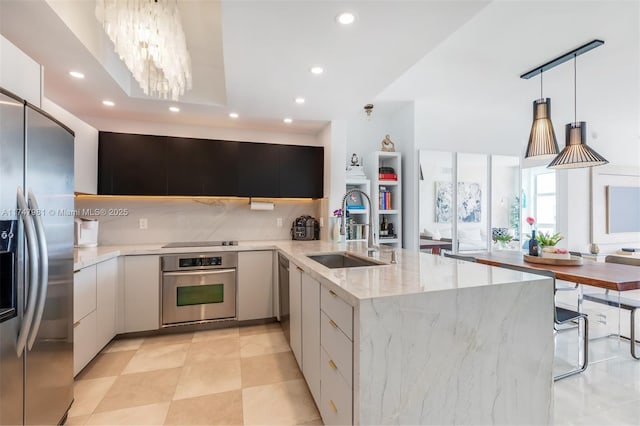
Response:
0,87,74,425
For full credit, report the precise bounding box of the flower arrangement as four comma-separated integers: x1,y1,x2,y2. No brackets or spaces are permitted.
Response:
526,216,536,231
332,208,343,218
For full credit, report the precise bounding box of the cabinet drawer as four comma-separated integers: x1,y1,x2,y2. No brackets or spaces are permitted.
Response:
74,266,97,321
321,285,353,339
320,311,352,386
320,347,353,426
73,310,97,376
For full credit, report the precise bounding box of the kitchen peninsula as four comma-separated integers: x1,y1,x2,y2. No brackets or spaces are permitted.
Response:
75,241,554,425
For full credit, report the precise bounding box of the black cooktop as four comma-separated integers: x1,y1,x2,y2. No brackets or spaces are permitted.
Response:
162,241,238,248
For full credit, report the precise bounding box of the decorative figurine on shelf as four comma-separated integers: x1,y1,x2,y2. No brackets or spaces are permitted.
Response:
346,153,366,177
381,134,395,152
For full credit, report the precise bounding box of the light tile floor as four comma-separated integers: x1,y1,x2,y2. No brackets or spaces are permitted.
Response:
67,323,321,425
68,322,640,425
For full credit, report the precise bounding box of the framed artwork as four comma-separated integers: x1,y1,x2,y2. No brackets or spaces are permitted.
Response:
346,191,365,209
435,181,481,223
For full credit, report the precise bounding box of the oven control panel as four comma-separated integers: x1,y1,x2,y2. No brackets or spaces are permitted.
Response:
179,256,222,268
161,252,238,272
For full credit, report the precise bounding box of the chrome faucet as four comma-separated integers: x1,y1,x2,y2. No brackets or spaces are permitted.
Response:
340,189,378,253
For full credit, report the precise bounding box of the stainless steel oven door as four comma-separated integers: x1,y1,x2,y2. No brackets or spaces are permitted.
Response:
162,269,236,326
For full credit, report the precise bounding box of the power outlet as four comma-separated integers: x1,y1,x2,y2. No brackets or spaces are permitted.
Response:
276,218,283,228
139,218,148,230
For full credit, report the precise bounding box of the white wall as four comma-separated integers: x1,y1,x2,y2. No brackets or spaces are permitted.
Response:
0,34,41,106
389,103,417,250
321,120,347,240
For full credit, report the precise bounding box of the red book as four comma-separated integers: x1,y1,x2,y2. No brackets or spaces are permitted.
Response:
379,173,397,180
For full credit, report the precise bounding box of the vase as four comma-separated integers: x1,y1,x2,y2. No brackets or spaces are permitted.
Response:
332,219,341,241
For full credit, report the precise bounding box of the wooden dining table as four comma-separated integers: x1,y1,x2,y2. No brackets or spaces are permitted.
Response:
456,250,640,292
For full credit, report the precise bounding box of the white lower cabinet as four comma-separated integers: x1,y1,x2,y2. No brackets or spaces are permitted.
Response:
73,310,97,376
237,251,273,321
301,273,320,405
123,255,160,333
289,262,303,369
320,286,354,425
320,347,353,425
286,258,355,425
96,258,117,350
73,257,119,376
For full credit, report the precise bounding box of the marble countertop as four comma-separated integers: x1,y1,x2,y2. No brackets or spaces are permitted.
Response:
74,240,550,306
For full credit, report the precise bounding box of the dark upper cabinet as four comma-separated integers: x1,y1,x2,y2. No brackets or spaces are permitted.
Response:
237,142,280,197
279,145,324,198
99,132,167,195
98,132,323,198
166,138,238,196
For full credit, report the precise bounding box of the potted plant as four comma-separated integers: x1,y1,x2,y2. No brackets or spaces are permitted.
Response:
536,231,563,248
494,233,513,249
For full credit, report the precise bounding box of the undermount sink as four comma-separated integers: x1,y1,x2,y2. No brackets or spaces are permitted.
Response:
306,252,387,269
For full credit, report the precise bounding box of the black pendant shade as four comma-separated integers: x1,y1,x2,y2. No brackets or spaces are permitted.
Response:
525,98,559,159
547,122,609,169
521,40,609,169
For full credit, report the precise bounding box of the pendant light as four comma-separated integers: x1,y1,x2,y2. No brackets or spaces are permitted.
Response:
547,55,609,169
525,70,559,159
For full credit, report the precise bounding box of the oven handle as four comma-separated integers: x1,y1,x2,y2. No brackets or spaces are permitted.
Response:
163,269,236,277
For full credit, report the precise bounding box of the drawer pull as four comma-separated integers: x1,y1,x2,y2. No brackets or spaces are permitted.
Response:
328,359,337,370
329,289,337,297
329,319,338,329
73,321,80,328
329,399,338,413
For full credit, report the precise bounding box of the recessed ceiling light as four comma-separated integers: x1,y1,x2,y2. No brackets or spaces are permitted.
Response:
283,118,293,124
336,12,356,25
294,97,305,104
229,112,239,119
69,71,85,79
102,100,115,107
310,66,324,75
169,106,180,112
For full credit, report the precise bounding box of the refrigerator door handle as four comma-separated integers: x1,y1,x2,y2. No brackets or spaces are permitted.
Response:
16,187,39,356
26,189,49,350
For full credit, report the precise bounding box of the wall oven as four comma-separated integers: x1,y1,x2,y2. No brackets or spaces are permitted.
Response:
161,252,237,327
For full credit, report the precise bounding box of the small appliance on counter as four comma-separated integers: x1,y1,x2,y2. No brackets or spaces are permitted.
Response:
291,215,320,240
74,217,99,247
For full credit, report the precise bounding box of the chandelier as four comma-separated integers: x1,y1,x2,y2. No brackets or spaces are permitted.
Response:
95,0,193,101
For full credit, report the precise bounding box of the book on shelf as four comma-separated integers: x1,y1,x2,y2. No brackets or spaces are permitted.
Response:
378,188,391,210
379,173,397,180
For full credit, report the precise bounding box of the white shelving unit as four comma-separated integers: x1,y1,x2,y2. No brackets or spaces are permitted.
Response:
344,177,370,242
366,151,402,247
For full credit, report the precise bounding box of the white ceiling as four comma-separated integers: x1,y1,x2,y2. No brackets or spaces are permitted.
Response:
0,0,636,141
0,0,490,135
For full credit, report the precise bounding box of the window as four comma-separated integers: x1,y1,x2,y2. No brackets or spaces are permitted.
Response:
522,166,556,237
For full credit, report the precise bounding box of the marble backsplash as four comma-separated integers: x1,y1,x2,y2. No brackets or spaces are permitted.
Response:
75,197,322,245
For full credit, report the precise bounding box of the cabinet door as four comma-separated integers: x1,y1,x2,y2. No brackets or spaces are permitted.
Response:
301,273,320,405
73,266,96,322
166,137,239,196
279,145,324,198
98,132,167,195
237,251,273,321
237,142,280,197
123,256,160,333
96,258,117,351
289,263,302,369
